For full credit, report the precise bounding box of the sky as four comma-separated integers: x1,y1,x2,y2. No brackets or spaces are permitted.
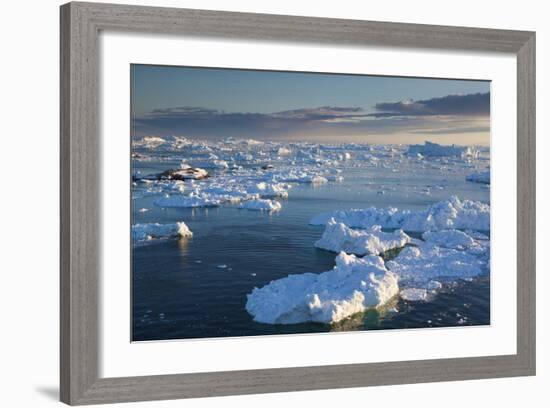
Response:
131,64,490,146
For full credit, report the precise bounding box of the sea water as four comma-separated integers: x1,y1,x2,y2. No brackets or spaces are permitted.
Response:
131,141,490,341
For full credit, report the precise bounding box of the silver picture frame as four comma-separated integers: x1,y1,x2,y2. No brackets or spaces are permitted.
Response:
60,2,536,405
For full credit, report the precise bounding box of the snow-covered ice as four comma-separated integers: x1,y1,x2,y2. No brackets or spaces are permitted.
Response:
386,243,486,286
407,141,479,159
176,222,193,238
239,199,282,211
154,194,221,208
422,229,475,249
246,252,399,324
314,219,411,255
310,196,490,232
246,182,289,198
132,221,193,242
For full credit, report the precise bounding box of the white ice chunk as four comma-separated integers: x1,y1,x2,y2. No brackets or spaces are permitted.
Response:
133,136,166,149
315,219,410,256
200,186,258,203
176,222,193,238
308,175,328,184
277,147,292,156
246,252,399,324
132,221,192,242
422,229,475,249
154,194,220,208
406,141,479,158
239,199,282,211
386,243,485,286
246,182,289,198
310,196,489,232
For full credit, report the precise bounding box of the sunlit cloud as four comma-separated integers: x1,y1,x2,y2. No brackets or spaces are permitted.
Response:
132,93,490,145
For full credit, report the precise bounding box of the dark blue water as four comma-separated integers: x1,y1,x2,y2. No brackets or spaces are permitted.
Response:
132,161,490,341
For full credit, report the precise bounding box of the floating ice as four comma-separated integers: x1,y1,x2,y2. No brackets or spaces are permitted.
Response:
315,219,410,256
406,141,479,158
133,136,167,149
154,194,220,208
277,147,292,156
184,159,229,170
200,186,258,203
176,222,193,238
386,243,485,286
246,182,289,198
246,252,399,324
466,170,490,184
239,199,282,211
310,196,490,232
422,229,475,249
131,221,192,242
308,175,328,184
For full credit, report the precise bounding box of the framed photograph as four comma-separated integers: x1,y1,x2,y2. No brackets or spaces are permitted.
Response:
60,2,535,405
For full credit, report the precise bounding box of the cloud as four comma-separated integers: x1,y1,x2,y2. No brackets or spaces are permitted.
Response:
369,92,490,118
132,94,490,142
271,106,367,122
132,106,370,138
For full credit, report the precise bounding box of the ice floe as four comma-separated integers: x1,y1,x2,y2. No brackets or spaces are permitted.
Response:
407,141,479,159
239,199,282,211
386,243,486,286
133,136,167,149
154,193,221,208
246,182,290,198
314,219,411,256
131,221,193,242
422,229,475,249
310,196,490,232
246,252,399,324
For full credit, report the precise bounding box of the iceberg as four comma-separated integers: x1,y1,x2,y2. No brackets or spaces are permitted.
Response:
386,243,485,286
314,219,410,256
277,147,292,156
466,170,490,184
133,136,167,149
246,252,399,324
307,175,328,184
422,229,475,249
246,182,289,198
310,196,490,232
131,221,193,242
406,141,479,158
239,199,282,211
